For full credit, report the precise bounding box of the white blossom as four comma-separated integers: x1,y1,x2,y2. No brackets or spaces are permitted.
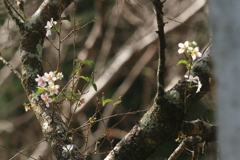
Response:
62,144,74,152
43,71,57,83
56,72,64,80
48,84,59,95
45,18,57,37
184,75,202,93
191,47,202,61
184,75,199,83
196,80,202,93
178,41,192,54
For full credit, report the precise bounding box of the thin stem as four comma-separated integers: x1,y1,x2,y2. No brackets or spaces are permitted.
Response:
73,109,148,132
4,0,25,22
61,18,96,43
56,19,62,72
0,55,22,79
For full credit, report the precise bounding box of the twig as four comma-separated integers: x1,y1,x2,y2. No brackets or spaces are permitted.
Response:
9,139,45,160
0,55,22,79
167,140,189,160
56,20,62,72
192,143,200,160
45,37,58,50
182,119,217,142
168,136,202,160
3,0,25,24
90,45,157,146
167,17,211,38
83,123,92,158
71,0,206,117
152,0,166,99
61,18,96,43
16,0,26,20
73,109,148,132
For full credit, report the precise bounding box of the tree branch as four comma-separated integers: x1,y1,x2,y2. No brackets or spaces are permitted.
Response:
153,0,166,99
168,136,202,160
182,119,217,142
4,0,84,159
16,0,26,21
167,119,216,160
104,1,212,159
3,0,25,29
104,45,212,160
0,55,22,79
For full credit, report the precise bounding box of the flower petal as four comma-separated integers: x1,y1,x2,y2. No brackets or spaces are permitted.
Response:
192,54,196,61
178,49,184,54
178,43,184,48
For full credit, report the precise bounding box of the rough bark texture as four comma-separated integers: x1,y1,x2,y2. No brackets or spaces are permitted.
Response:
4,0,213,159
182,119,216,142
4,0,83,159
104,1,212,159
153,0,166,98
105,47,212,160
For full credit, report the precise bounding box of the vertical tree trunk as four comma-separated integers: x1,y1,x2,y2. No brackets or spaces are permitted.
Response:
4,0,83,159
209,1,240,159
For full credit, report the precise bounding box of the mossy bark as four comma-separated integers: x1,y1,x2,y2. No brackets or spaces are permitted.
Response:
4,0,83,159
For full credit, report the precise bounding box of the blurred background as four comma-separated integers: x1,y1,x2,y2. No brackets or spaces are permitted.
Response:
0,0,215,159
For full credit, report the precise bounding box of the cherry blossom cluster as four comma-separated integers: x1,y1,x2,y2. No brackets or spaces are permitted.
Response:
35,71,63,107
45,18,57,37
178,41,202,61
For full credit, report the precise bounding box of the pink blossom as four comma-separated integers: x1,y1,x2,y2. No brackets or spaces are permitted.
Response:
35,74,47,88
41,93,52,107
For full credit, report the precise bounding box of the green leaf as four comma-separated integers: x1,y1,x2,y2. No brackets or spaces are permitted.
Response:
55,28,60,32
82,60,94,65
192,41,197,47
188,85,198,88
92,83,97,91
80,76,97,91
89,117,93,123
52,97,57,102
102,99,113,106
177,60,189,65
98,134,106,140
74,68,80,75
114,100,121,106
80,76,91,82
36,87,45,95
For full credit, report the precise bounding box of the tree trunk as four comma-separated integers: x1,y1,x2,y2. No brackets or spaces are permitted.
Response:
209,1,240,159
